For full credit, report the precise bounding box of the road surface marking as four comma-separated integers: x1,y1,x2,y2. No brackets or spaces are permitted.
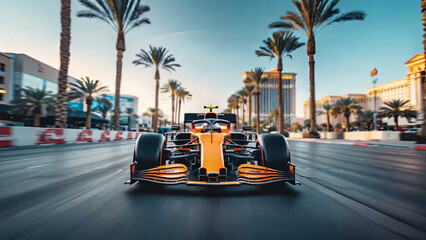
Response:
27,164,52,169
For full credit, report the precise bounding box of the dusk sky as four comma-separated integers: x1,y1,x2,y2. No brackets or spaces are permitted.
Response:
0,0,422,119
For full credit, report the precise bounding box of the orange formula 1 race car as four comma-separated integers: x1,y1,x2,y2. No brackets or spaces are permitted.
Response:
125,106,298,186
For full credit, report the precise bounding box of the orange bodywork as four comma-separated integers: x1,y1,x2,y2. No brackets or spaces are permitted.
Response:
193,133,227,176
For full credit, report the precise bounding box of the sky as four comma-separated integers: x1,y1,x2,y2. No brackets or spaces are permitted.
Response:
0,0,422,119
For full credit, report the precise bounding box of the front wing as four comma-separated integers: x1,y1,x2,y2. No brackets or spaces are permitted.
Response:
125,163,297,185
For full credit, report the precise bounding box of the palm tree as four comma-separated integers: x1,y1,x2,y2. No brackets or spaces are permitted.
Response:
317,103,333,132
125,107,134,126
55,0,71,128
270,0,366,136
378,99,417,131
236,89,248,125
256,31,304,134
95,101,113,119
77,0,151,130
269,109,279,129
143,107,164,129
244,84,255,126
133,46,181,132
10,87,56,127
245,67,266,133
68,77,109,129
161,79,181,125
176,87,192,125
352,110,375,130
332,97,363,132
227,94,240,129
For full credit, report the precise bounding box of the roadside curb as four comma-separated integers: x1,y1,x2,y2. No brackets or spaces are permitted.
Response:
288,139,426,151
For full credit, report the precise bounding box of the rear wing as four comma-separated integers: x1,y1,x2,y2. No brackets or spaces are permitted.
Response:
184,113,237,123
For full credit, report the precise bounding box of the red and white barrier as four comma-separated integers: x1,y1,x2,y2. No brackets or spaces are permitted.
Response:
0,126,141,148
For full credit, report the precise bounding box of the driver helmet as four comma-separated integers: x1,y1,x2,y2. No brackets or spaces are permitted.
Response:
202,123,212,132
211,123,221,132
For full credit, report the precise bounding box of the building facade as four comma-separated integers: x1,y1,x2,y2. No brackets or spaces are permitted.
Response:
101,93,139,130
5,53,80,101
304,54,424,128
0,53,12,105
242,69,296,125
304,94,367,128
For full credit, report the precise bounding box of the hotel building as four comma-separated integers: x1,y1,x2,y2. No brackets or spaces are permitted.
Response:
242,69,296,125
304,54,424,128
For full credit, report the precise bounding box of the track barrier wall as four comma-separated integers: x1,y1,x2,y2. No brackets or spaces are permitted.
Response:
0,126,140,148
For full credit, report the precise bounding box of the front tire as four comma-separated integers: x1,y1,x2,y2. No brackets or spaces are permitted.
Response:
257,133,291,171
133,133,166,170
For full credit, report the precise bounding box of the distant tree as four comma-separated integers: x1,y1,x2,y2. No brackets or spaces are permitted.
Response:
269,109,279,128
143,108,164,129
176,87,192,125
270,0,366,135
133,46,180,132
245,67,267,133
125,107,134,126
77,0,151,130
332,97,363,132
227,94,241,129
304,119,311,129
95,100,113,119
68,77,109,129
256,31,304,134
378,99,417,130
10,87,56,127
237,89,248,125
352,110,374,130
317,103,333,132
291,122,302,132
161,79,181,125
244,84,255,126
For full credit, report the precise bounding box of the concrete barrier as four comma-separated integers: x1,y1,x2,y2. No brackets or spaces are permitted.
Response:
370,131,400,141
344,132,371,141
0,126,140,148
325,132,344,139
289,132,304,139
344,131,400,141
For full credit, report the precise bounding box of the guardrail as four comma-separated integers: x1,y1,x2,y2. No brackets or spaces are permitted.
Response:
0,126,140,148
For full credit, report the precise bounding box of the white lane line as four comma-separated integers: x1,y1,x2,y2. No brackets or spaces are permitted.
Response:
27,164,52,169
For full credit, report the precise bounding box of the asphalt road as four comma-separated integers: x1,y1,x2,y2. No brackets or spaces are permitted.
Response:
0,140,425,240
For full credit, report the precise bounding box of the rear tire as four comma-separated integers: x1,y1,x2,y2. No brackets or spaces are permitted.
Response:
133,133,166,170
257,133,290,171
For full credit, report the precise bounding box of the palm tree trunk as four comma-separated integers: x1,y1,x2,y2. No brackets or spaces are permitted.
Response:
345,115,349,132
394,116,399,130
308,36,317,135
114,49,124,131
178,98,182,126
55,0,71,129
171,94,175,125
175,97,179,124
326,114,330,132
242,100,245,125
154,68,160,132
277,59,284,134
86,101,92,129
248,94,252,126
256,92,260,133
236,106,240,130
34,113,41,127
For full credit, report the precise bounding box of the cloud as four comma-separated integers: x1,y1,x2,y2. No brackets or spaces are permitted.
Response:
147,30,208,41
